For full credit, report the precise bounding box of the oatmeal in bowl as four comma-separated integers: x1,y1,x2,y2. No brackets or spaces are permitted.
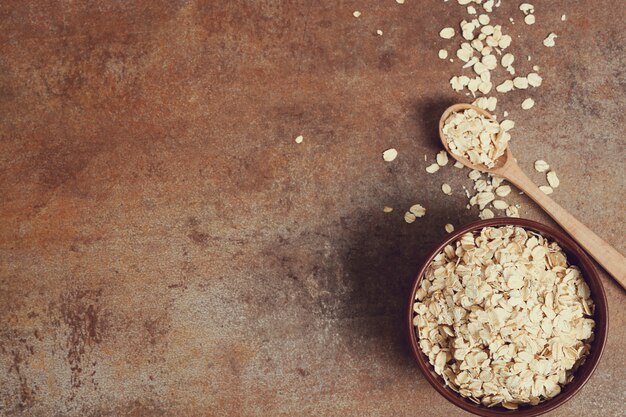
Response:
407,218,608,417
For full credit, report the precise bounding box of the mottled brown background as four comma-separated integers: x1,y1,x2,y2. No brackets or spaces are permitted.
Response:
0,1,624,416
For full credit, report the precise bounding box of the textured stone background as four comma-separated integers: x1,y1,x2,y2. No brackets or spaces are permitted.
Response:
0,1,624,416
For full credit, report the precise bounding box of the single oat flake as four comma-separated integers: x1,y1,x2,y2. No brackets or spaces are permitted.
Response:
495,185,511,197
440,27,456,39
444,223,454,233
383,206,393,213
496,80,514,93
543,33,558,47
520,3,535,14
522,98,535,110
479,208,495,219
436,150,449,166
501,53,514,68
535,160,550,172
527,72,543,87
383,148,398,162
547,171,560,188
506,205,520,217
295,135,303,144
426,163,440,174
404,212,416,223
513,76,529,89
492,200,508,210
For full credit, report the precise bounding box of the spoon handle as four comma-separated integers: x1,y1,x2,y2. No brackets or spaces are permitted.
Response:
500,162,626,290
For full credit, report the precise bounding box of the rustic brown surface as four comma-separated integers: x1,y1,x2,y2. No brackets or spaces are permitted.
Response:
0,1,624,416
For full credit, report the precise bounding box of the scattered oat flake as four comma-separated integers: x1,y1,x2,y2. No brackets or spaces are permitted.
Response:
410,204,426,218
295,135,303,144
426,163,440,174
454,161,464,169
492,200,508,210
540,185,554,194
527,72,543,87
501,53,514,68
520,3,535,14
396,0,405,3
440,27,455,39
500,119,515,131
524,14,536,25
442,183,452,195
513,76,529,89
534,160,550,172
445,223,455,233
496,185,511,197
496,80,514,93
469,170,481,181
479,208,495,219
505,205,520,217
383,148,398,162
353,10,361,18
438,49,448,59
561,14,567,21
436,150,449,166
377,29,383,36
543,33,558,47
477,191,495,209
383,206,393,213
547,171,560,188
522,98,535,110
404,212,416,223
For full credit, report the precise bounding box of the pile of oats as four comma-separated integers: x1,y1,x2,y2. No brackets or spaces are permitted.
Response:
413,226,595,410
442,108,513,168
439,1,548,104
424,1,567,221
376,1,565,224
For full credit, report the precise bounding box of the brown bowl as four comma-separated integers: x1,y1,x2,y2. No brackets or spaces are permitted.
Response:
407,218,608,417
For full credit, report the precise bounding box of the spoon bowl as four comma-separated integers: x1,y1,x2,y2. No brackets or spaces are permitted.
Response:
438,103,510,173
437,103,626,289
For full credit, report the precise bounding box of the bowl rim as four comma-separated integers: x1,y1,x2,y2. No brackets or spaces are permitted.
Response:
407,217,609,417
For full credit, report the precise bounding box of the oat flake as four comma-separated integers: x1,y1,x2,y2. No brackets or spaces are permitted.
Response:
383,148,398,162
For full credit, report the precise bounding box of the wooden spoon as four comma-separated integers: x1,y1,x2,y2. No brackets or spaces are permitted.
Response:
439,103,626,289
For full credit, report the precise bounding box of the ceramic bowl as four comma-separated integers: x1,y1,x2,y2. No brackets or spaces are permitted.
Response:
407,218,608,417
